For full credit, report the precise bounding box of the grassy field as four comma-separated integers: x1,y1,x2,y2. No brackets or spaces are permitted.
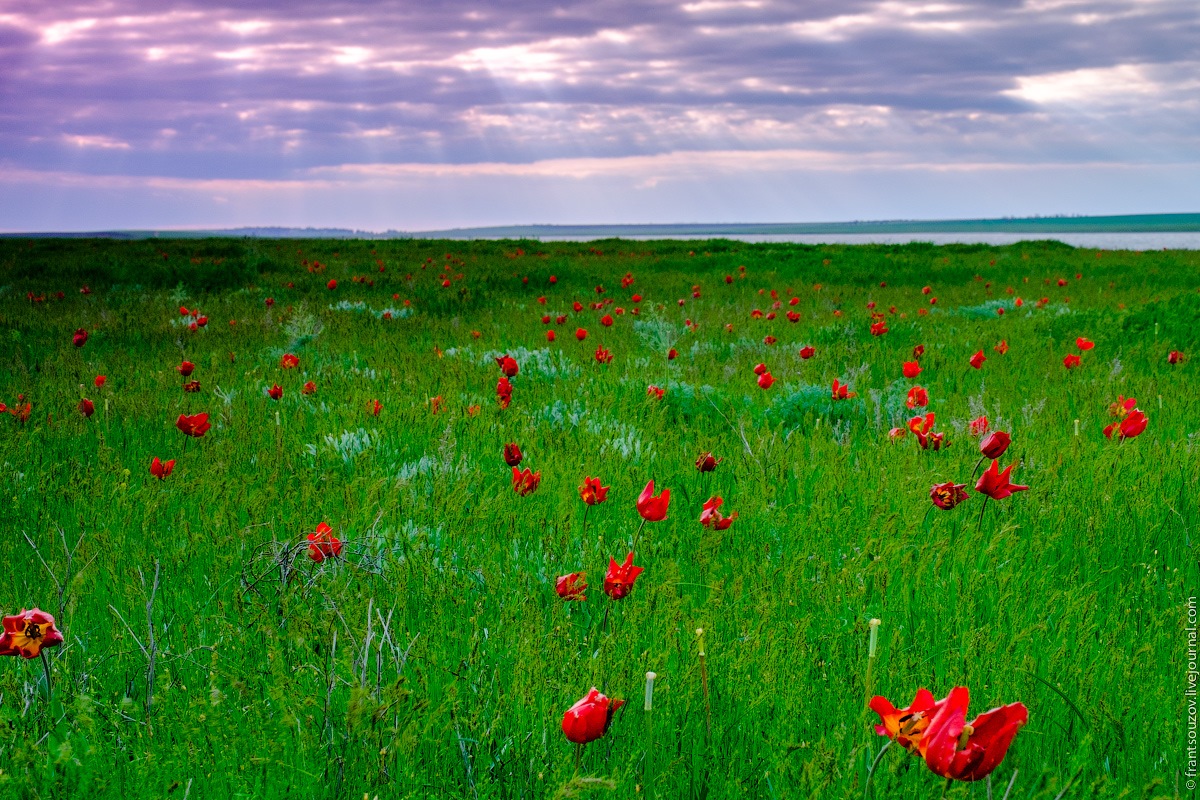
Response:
0,237,1195,799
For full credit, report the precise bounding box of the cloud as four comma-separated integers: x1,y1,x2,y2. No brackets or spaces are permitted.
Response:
0,0,1197,226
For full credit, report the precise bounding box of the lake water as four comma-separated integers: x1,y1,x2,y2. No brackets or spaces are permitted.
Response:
533,232,1200,250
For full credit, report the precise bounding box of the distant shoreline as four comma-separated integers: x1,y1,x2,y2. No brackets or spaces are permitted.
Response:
2,212,1199,240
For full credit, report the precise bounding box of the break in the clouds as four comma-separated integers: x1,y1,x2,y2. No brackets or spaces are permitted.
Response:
1,0,1198,230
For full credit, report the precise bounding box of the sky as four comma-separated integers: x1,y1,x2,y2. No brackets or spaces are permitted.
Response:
1,0,1198,231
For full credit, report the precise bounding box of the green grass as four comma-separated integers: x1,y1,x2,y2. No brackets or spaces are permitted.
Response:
0,237,1195,799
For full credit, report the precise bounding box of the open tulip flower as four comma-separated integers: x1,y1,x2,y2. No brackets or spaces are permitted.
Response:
798,345,815,359
699,496,737,530
512,466,541,496
1063,354,1081,369
975,460,1029,500
906,386,929,409
902,360,921,378
0,608,64,659
306,522,343,563
1104,408,1147,440
177,360,196,377
562,687,625,744
832,379,855,400
921,687,1028,782
281,353,299,369
869,688,939,752
1075,337,1095,351
968,416,989,437
636,480,670,521
150,456,175,480
603,552,644,599
176,412,211,438
969,350,986,369
930,481,969,509
555,572,587,601
1107,395,1136,418
579,476,609,505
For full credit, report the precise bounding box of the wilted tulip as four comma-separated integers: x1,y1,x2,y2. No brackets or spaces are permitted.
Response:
699,496,737,530
555,573,587,601
906,386,929,409
930,482,969,509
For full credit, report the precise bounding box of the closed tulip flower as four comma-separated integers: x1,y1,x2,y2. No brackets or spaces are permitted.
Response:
979,431,1010,459
562,688,625,744
503,443,523,467
636,480,670,521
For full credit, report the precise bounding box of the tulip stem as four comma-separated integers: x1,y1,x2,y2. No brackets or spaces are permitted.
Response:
574,742,582,775
631,518,647,550
40,650,52,704
969,454,986,483
862,739,891,798
975,496,990,535
581,504,590,540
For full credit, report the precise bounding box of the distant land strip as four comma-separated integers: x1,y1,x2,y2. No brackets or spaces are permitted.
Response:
3,213,1199,240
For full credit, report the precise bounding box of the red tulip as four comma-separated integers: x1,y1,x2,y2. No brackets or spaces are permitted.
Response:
555,573,587,601
1075,337,1094,351
995,340,1009,355
696,452,722,472
636,480,670,521
1168,350,1185,364
503,443,523,467
268,384,283,400
869,688,939,752
603,552,644,599
699,496,737,530
979,431,1010,458
0,608,64,659
176,412,211,438
832,379,855,400
888,427,907,441
196,316,207,327
912,344,925,359
181,380,200,393
495,355,519,377
78,398,94,417
594,346,613,364
799,345,815,359
302,381,316,395
667,348,677,360
930,481,969,509
975,460,1028,500
177,361,195,377
600,314,613,327
307,522,343,563
1104,408,1147,440
753,363,767,376
575,328,587,341
1063,354,1081,369
968,416,989,436
369,399,382,416
497,377,513,408
512,466,541,496
757,371,775,389
969,350,986,370
94,375,106,388
902,361,921,379
921,285,931,295
579,476,609,505
870,321,888,336
906,386,928,409
921,687,1028,782
281,353,299,369
562,687,625,744
149,456,175,480
327,279,337,290
72,328,88,347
